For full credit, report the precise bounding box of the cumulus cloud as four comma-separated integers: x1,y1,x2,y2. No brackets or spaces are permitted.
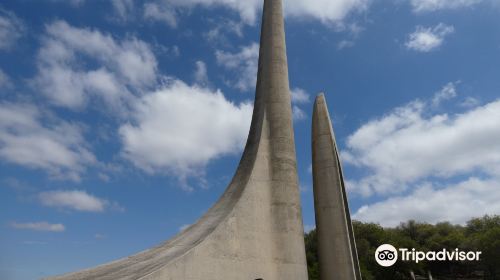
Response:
51,0,136,20
216,43,259,92
346,83,500,225
11,221,65,232
290,88,309,121
354,178,500,227
0,102,95,181
119,79,252,185
405,23,454,52
53,0,369,27
38,190,122,212
152,0,261,25
143,0,369,27
410,0,482,12
461,96,480,108
33,21,157,111
28,21,256,185
0,8,24,51
290,88,310,104
204,19,244,44
344,86,500,197
285,0,370,25
293,105,307,121
143,2,178,27
193,60,209,86
432,81,458,107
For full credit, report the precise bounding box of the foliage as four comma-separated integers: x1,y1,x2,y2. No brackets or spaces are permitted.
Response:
304,215,500,280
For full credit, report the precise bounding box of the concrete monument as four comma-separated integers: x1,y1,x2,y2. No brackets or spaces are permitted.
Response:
47,1,362,279
312,94,362,280
47,0,308,279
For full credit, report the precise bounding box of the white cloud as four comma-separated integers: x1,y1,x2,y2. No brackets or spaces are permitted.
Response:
119,79,252,183
11,221,65,232
144,0,261,25
34,21,157,111
54,0,369,27
344,88,500,197
144,2,177,28
432,81,458,107
290,88,310,121
405,23,454,52
143,0,368,27
194,61,209,86
0,8,24,51
461,96,480,108
337,40,355,50
354,177,500,227
52,0,136,21
0,102,95,181
293,105,307,121
112,0,135,21
98,172,111,182
0,69,11,89
204,19,243,44
347,83,500,225
410,0,482,12
285,0,370,25
290,88,310,122
216,43,259,92
290,88,310,104
38,190,118,212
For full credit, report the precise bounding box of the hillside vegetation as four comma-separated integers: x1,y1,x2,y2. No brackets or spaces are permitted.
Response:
305,215,500,280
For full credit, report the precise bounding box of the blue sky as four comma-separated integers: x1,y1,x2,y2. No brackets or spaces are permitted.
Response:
1,0,500,279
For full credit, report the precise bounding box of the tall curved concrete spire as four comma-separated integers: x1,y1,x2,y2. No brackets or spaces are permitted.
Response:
312,93,362,280
45,0,309,279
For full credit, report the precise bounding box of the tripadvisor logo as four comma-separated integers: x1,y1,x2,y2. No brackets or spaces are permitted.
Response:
375,244,398,267
375,244,482,267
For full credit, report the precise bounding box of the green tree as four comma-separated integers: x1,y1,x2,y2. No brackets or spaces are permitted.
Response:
466,215,500,279
305,229,319,280
305,215,500,279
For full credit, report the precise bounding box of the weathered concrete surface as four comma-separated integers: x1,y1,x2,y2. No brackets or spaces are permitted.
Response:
45,0,308,279
311,94,362,280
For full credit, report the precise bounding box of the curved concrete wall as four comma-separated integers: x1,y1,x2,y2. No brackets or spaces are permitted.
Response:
45,0,308,279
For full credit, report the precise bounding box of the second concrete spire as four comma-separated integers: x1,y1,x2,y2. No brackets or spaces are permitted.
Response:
312,93,362,280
